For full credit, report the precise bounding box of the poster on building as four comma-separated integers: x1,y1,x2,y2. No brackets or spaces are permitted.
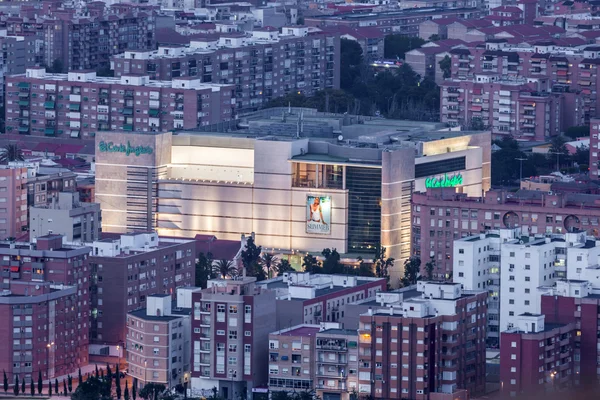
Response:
306,195,331,235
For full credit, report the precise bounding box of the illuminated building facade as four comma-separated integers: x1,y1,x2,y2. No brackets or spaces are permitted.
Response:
95,112,490,279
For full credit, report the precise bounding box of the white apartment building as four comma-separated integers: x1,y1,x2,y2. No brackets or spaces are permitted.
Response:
453,229,518,345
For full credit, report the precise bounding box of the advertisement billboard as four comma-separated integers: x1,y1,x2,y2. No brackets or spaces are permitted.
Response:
306,195,331,235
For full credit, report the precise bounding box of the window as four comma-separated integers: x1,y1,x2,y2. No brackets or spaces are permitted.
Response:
229,330,238,340
511,354,516,360
153,336,159,342
229,344,237,352
245,331,251,337
511,342,517,348
228,357,237,365
229,305,238,314
153,348,159,355
217,330,225,336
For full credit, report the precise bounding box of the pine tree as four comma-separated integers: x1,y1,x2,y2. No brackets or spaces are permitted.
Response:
48,381,52,397
3,370,7,393
106,364,112,392
63,379,67,396
68,375,72,393
115,364,121,399
78,368,83,386
132,378,137,400
124,380,130,400
14,375,19,396
21,377,24,395
95,364,99,377
30,378,34,397
37,371,42,395
54,378,58,395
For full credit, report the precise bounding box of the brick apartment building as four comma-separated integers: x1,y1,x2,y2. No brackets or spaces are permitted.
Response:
257,273,386,326
127,293,191,388
440,41,600,136
357,282,487,400
111,27,340,113
0,166,28,241
541,280,600,385
1,2,156,71
412,188,600,280
190,277,276,399
88,232,196,346
0,235,91,382
590,118,600,177
6,68,235,140
440,78,562,141
268,323,360,400
500,313,576,397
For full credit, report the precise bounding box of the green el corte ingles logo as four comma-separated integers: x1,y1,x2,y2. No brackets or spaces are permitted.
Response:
425,173,463,188
98,141,153,157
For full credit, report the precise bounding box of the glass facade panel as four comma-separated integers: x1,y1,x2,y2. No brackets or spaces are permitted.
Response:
414,156,466,178
347,167,381,251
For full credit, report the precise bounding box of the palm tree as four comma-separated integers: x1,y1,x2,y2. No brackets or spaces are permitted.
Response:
213,259,238,279
274,259,294,276
0,143,24,164
259,253,278,279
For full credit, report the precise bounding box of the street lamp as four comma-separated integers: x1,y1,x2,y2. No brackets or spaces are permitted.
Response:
46,342,55,380
144,360,147,387
116,345,121,369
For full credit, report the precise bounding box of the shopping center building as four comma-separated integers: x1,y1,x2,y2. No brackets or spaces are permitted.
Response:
96,109,490,279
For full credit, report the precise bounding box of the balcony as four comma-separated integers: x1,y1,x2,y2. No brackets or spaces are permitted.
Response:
123,124,134,131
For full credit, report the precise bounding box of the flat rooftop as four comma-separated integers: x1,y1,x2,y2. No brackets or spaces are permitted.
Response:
277,326,321,337
318,328,358,336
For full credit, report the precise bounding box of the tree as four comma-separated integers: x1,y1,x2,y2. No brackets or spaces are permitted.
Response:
274,259,294,276
429,34,441,41
425,260,435,281
565,125,590,139
139,383,166,400
259,253,278,279
0,143,24,164
37,371,42,395
63,379,67,396
340,38,364,90
271,392,291,400
68,374,73,393
115,364,122,399
124,381,130,400
3,370,7,393
574,145,590,171
195,252,215,288
106,364,112,392
241,236,262,279
491,136,536,186
302,254,322,274
548,135,569,170
71,376,111,400
95,364,99,377
14,375,19,396
439,55,451,79
30,378,34,397
46,59,64,74
321,248,343,274
54,378,58,395
384,35,426,60
96,65,114,77
21,377,25,395
356,256,374,277
402,256,421,287
373,245,394,282
48,380,52,397
132,378,137,400
213,259,238,279
78,368,83,386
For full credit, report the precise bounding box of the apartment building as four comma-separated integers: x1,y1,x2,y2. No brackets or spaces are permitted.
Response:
541,280,600,384
304,8,482,38
412,188,600,280
30,192,101,242
18,163,77,208
257,273,386,326
0,35,37,102
0,234,91,381
127,294,191,388
268,325,320,395
190,277,276,399
357,282,487,400
441,41,600,132
2,3,155,71
440,77,562,141
0,166,28,241
590,118,600,177
500,313,576,397
111,27,340,112
6,68,235,139
88,232,196,346
453,230,519,345
315,327,359,400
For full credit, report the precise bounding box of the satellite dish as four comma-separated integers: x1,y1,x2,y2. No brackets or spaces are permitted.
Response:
338,135,344,141
35,285,40,290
